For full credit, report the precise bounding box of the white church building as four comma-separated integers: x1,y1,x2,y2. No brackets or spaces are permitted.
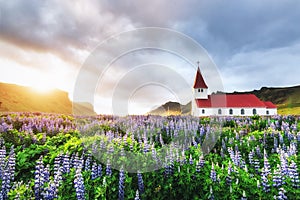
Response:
192,67,277,116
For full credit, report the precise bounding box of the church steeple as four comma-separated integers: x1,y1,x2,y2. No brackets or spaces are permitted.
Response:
194,66,208,89
193,62,208,89
193,62,208,99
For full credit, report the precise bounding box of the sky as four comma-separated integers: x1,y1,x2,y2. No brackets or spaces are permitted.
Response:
0,0,300,114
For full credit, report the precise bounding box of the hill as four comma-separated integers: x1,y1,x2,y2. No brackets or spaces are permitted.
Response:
0,82,96,115
148,85,300,115
147,101,191,115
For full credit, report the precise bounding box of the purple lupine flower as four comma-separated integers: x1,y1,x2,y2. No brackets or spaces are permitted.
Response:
91,162,98,180
262,150,271,177
143,141,150,153
297,132,300,142
84,153,91,171
134,190,140,200
248,150,254,165
261,170,270,193
137,171,145,194
53,166,63,199
273,166,283,188
210,163,217,183
234,149,242,167
106,161,112,177
7,146,15,183
228,147,235,163
118,168,125,200
62,153,70,174
0,145,6,179
279,134,284,145
44,164,50,183
274,187,288,200
253,158,260,174
261,151,271,193
164,158,170,177
280,151,289,176
73,153,84,170
43,180,57,200
226,165,232,186
74,168,85,200
199,156,205,168
256,146,261,158
53,154,62,177
274,137,278,151
168,153,174,176
288,160,300,188
192,137,197,147
97,163,102,178
1,168,10,199
34,156,45,199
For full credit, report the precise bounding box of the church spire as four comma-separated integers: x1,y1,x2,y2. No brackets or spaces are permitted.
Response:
193,62,208,89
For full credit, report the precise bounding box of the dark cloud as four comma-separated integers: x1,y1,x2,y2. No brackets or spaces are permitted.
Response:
0,0,134,67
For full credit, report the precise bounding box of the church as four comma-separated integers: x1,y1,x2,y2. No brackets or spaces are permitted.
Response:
192,67,277,116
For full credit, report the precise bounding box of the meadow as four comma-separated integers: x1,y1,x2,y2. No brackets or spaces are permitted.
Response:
0,112,299,199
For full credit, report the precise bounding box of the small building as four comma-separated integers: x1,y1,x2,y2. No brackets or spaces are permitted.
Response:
191,67,277,116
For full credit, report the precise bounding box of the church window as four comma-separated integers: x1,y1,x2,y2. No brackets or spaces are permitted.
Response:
241,109,245,115
229,109,233,115
253,109,257,115
218,109,222,115
202,109,205,114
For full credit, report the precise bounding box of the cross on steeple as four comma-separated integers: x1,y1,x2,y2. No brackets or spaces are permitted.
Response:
197,61,200,68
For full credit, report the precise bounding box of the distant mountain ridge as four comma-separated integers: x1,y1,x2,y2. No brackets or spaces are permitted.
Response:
148,85,300,115
0,82,96,115
148,101,191,115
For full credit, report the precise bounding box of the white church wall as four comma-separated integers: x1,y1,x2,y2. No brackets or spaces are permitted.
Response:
194,107,277,116
267,108,277,115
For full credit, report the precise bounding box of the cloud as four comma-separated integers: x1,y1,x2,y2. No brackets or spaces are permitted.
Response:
0,0,135,66
221,43,300,92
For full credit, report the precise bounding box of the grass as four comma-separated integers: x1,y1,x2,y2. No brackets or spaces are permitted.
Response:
278,105,300,115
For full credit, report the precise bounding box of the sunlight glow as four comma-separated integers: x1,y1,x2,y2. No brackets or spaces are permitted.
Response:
30,83,55,93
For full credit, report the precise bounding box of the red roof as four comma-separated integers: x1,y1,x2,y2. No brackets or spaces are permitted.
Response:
193,67,208,88
264,101,277,108
195,94,276,108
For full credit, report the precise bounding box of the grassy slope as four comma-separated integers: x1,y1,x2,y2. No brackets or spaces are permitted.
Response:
0,82,96,115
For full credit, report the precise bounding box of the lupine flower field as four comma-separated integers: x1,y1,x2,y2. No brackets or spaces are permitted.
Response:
0,112,300,199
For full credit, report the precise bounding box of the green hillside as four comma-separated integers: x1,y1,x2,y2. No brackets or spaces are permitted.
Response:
0,82,96,115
